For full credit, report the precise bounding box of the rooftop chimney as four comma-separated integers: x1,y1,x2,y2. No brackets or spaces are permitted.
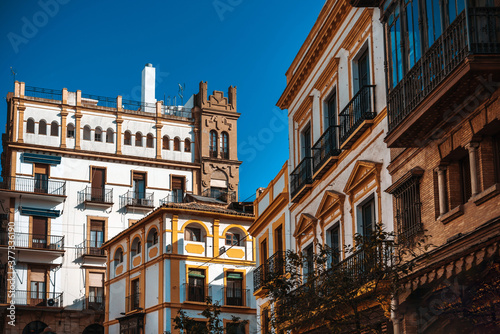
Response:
142,63,156,104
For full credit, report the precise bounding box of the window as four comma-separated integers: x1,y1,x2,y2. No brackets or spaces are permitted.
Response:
301,124,312,159
130,278,140,311
89,220,104,254
26,118,35,134
131,237,142,257
106,128,114,143
38,120,47,135
325,92,337,129
146,133,154,148
163,135,170,150
262,308,270,334
226,272,243,306
124,131,131,145
132,172,146,200
354,48,370,93
226,322,246,334
388,6,404,88
188,269,205,302
360,198,375,239
185,226,202,242
184,138,191,152
260,239,268,264
88,273,104,308
94,127,102,142
426,0,443,47
459,155,472,204
114,248,123,265
328,225,340,265
209,130,218,158
221,132,229,159
83,125,91,141
29,267,46,306
174,137,181,151
32,216,48,248
67,123,75,138
34,163,49,194
495,134,500,183
303,244,314,277
147,228,158,248
50,121,59,136
91,167,106,202
171,176,184,203
225,230,240,246
135,132,142,147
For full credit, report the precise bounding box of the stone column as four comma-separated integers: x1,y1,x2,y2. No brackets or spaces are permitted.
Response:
436,166,448,215
17,105,25,143
466,142,480,197
75,113,82,150
156,101,163,159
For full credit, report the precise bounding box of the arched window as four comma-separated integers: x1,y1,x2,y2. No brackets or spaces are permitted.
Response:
131,237,142,257
221,132,229,159
184,223,206,242
114,248,124,267
51,121,59,136
163,135,170,150
135,132,143,147
38,120,47,135
83,125,91,140
22,321,50,334
184,138,191,152
146,133,154,148
209,130,218,158
26,118,35,134
67,123,75,138
106,128,114,143
225,227,243,246
124,131,132,145
94,127,102,142
174,137,181,151
147,228,159,248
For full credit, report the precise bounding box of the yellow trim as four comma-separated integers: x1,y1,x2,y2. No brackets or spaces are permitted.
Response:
213,219,220,257
180,219,210,237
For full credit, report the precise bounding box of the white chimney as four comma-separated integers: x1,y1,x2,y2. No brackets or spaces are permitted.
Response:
141,63,156,104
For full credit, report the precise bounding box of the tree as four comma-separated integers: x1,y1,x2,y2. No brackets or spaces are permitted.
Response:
171,297,248,334
262,223,430,334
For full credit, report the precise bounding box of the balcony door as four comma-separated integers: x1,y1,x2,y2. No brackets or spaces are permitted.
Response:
354,49,371,119
91,167,105,202
88,273,104,309
89,220,104,254
226,272,243,306
361,199,375,239
34,164,49,194
29,268,46,306
133,173,146,202
274,226,284,275
131,278,140,310
301,125,312,160
188,270,205,302
32,217,48,249
171,176,184,203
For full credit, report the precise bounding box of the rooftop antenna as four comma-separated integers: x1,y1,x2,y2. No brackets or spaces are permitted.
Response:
178,83,185,105
10,67,17,88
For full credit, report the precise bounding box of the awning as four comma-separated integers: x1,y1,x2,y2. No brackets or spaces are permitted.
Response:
22,153,62,165
227,273,243,280
20,207,60,218
188,270,205,278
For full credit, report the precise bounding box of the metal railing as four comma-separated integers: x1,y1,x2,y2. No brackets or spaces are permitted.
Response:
202,188,236,203
120,191,154,208
81,93,117,109
159,191,185,205
209,148,218,158
24,86,62,102
78,186,113,204
183,283,212,303
0,176,66,196
388,8,500,132
222,287,250,306
126,292,141,312
253,251,286,292
122,99,156,114
84,296,105,311
339,85,376,145
312,125,341,175
0,232,64,250
162,105,192,119
75,240,105,258
290,157,313,200
11,290,63,307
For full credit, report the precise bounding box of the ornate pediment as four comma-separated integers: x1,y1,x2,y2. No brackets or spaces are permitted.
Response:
343,160,382,195
294,213,318,238
316,190,345,220
206,115,232,131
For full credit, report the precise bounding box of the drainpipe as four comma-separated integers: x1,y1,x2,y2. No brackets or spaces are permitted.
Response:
391,296,401,334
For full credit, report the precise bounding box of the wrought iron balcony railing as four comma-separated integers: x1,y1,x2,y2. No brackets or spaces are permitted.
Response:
339,85,376,146
81,93,117,109
312,125,341,176
0,176,66,196
202,188,236,203
78,186,113,205
120,191,154,208
0,232,64,250
183,283,212,303
11,290,63,307
84,295,105,311
253,251,287,292
75,240,105,258
126,292,141,312
159,191,185,205
24,86,62,102
290,157,313,201
387,8,500,133
222,287,250,307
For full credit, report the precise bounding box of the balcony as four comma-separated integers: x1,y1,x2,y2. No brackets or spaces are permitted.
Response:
75,241,106,259
222,287,251,307
202,188,236,203
11,290,63,308
84,296,105,312
386,8,500,147
0,232,64,250
120,191,154,211
0,176,66,201
159,191,185,205
78,186,113,208
339,85,376,150
312,125,341,180
290,157,313,203
253,251,286,292
126,292,141,313
184,283,212,303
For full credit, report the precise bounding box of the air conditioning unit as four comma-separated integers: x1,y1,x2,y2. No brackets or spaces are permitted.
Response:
47,298,55,307
140,199,150,206
166,244,172,253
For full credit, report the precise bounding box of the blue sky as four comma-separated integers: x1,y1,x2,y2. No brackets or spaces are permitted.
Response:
0,0,325,201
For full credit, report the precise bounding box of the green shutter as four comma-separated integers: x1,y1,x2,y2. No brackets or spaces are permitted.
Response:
188,270,205,278
227,273,243,280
